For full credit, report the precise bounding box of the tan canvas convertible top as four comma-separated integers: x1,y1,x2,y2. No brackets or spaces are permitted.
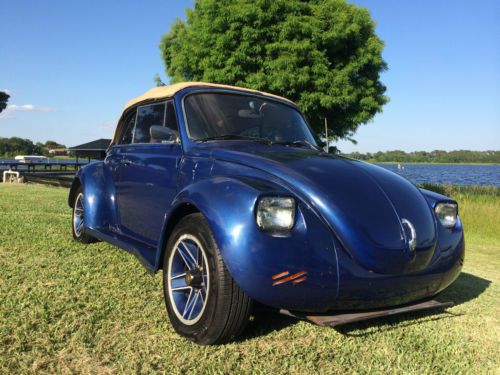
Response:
124,81,294,110
111,82,294,145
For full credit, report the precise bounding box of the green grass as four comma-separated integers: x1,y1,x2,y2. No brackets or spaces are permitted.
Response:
366,160,499,166
0,185,499,374
419,183,500,197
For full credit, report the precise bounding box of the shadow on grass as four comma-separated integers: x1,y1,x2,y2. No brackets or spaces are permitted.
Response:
436,272,491,306
239,305,299,341
239,272,490,340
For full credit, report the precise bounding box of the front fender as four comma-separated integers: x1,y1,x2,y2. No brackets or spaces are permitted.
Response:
161,175,339,312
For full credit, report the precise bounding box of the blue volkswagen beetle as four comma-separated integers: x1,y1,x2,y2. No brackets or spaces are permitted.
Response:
69,82,464,344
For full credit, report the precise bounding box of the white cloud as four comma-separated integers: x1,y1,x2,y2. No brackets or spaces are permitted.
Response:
0,103,55,119
6,104,55,112
1,89,11,95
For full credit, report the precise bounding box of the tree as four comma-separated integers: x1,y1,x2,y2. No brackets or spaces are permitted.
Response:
0,91,9,113
160,0,388,140
0,137,43,157
44,140,66,149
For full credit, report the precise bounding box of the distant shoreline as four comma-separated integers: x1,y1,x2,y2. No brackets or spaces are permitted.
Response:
340,150,499,165
367,161,499,166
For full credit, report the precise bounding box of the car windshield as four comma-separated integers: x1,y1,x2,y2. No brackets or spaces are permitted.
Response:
184,92,318,146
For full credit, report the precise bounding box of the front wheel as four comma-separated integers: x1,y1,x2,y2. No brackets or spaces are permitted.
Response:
163,213,252,345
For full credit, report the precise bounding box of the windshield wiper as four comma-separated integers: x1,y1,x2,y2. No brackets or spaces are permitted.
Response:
272,140,323,151
198,135,322,151
198,134,271,144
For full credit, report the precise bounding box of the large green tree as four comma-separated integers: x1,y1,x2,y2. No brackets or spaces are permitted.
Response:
0,91,9,113
160,0,388,140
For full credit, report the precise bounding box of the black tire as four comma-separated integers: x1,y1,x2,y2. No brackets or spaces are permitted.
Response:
71,186,97,244
163,213,252,345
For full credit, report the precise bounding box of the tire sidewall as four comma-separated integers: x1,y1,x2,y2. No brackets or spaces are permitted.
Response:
72,188,86,241
72,191,84,240
71,187,96,244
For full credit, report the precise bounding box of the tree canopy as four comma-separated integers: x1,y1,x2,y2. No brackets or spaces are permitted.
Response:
0,137,42,157
160,0,388,140
43,140,66,150
0,91,9,113
0,138,67,157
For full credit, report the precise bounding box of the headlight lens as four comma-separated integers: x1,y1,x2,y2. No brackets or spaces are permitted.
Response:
256,197,296,231
435,202,458,228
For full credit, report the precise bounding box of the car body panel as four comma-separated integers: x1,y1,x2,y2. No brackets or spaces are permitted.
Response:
108,143,181,246
207,145,439,274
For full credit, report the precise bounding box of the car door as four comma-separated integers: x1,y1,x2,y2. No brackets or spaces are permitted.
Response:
115,100,182,246
105,107,137,234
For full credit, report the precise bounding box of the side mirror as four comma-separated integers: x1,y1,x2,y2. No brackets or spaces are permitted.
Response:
150,125,175,143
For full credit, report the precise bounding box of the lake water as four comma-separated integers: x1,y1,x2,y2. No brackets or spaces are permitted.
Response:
0,158,498,187
378,163,500,187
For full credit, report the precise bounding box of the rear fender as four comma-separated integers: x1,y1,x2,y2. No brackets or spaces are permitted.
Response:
70,162,118,231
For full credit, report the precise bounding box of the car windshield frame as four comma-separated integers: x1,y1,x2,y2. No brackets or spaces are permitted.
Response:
181,90,319,147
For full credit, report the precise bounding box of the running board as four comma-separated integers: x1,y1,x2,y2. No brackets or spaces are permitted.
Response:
280,300,454,327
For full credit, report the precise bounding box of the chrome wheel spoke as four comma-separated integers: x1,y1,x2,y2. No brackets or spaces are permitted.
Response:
171,285,192,292
199,288,206,305
180,241,197,268
182,289,195,317
186,292,200,320
176,242,196,270
170,272,186,281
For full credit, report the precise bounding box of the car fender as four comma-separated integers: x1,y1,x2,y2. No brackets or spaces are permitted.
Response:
68,162,118,231
157,175,340,312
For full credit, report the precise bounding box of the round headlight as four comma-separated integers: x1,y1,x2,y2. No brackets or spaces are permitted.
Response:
256,197,296,231
435,202,458,228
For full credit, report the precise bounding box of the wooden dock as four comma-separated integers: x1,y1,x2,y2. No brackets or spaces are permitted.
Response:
0,160,88,173
0,160,90,186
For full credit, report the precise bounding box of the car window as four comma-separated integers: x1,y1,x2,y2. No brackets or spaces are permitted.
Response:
117,109,137,145
133,103,166,144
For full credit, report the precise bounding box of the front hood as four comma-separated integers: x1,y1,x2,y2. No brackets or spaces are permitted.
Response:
210,144,437,274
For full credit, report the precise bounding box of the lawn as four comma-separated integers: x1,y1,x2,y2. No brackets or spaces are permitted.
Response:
0,184,498,374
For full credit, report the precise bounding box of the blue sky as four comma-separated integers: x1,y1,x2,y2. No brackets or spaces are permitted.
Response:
0,0,498,152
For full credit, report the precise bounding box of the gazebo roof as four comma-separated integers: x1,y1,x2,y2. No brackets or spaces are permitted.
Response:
68,139,111,151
